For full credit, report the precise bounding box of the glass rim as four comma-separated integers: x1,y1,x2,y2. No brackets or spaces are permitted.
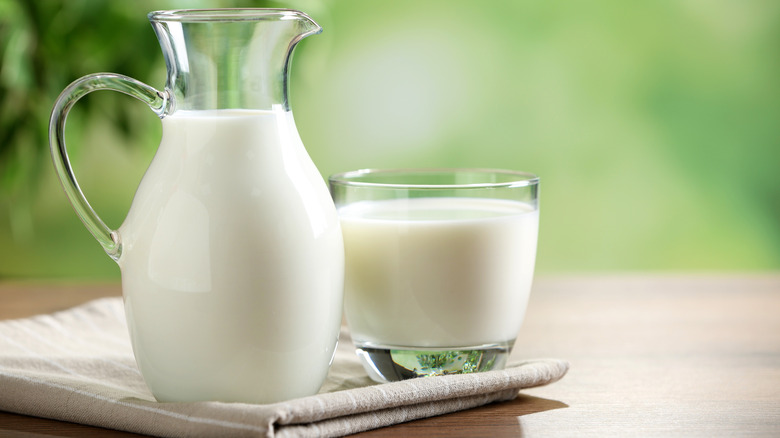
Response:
148,8,309,23
328,168,539,190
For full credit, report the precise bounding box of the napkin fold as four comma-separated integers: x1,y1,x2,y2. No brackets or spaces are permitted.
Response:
0,297,567,437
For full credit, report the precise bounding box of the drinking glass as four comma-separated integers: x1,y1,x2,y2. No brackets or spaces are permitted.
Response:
329,169,539,382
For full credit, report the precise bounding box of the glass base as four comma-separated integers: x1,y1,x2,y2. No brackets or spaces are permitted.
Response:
354,341,513,383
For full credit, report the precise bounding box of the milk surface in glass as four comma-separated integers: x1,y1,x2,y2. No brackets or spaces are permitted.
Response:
117,109,344,403
339,196,538,378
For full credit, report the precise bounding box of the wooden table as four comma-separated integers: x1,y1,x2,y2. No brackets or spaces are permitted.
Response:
1,275,779,437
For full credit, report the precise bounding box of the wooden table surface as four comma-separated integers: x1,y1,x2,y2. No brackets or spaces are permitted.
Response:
1,274,779,437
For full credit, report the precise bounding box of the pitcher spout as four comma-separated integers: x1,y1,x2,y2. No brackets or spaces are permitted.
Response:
283,10,322,43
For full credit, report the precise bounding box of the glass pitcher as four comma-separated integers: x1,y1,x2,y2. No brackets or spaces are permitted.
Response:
48,9,344,404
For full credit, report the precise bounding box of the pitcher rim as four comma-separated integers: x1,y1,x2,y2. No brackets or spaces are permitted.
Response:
148,8,312,23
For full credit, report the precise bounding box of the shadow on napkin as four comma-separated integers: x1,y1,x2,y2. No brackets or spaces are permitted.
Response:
369,394,568,436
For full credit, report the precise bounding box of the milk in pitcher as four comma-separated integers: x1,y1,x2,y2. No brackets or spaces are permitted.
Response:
118,109,344,403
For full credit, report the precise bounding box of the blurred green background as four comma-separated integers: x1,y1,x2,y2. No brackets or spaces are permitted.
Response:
1,0,778,280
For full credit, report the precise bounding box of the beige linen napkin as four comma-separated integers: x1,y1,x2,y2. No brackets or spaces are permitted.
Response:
0,297,568,437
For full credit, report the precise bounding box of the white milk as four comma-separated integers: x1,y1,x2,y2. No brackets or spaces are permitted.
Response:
117,109,343,403
339,197,538,349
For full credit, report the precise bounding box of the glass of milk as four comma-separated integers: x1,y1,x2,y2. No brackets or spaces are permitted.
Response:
329,169,539,382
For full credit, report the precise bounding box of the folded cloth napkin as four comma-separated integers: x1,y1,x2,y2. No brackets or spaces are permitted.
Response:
0,297,568,437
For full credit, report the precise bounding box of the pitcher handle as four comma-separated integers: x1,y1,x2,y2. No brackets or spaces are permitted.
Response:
49,73,169,261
